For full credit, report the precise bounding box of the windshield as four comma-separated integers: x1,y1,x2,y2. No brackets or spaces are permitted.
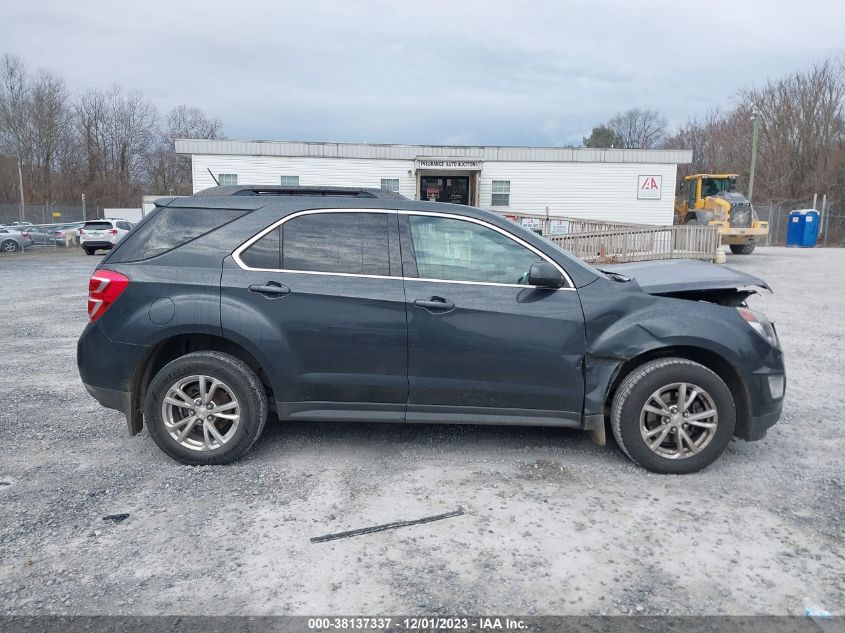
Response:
701,178,736,197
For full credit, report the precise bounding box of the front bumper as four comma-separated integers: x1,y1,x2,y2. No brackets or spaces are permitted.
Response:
737,350,786,441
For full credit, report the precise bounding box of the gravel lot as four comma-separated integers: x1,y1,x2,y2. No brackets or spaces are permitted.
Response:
0,246,842,616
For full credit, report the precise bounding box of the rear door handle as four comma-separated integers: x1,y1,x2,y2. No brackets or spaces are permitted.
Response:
413,297,455,311
249,282,290,297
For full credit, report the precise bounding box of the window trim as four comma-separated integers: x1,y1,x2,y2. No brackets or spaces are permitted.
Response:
232,208,574,289
380,178,400,192
280,175,300,187
218,173,238,186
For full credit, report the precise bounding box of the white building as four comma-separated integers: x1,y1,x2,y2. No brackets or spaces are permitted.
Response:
175,139,692,225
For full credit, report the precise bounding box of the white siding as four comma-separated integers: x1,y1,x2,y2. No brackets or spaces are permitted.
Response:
192,154,416,199
191,154,678,225
480,161,677,224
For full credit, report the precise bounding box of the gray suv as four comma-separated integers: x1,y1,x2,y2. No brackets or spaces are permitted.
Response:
77,186,785,473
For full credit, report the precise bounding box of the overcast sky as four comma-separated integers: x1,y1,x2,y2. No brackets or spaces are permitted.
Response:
2,0,844,146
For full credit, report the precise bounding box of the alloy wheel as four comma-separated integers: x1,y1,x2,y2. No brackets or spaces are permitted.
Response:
160,375,240,451
639,382,718,459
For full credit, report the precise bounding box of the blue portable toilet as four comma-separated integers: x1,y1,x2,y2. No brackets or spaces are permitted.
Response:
800,210,820,247
786,210,819,247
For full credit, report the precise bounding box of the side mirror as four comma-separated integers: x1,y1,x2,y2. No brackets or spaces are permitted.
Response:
528,261,564,288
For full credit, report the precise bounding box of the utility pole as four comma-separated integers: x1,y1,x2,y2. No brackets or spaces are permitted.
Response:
17,157,25,224
748,106,761,204
82,193,86,221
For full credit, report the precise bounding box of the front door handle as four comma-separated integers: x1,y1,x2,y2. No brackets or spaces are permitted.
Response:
249,282,290,297
413,297,455,311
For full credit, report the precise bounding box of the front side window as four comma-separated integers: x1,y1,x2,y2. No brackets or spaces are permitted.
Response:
218,173,238,186
491,180,510,206
280,175,299,186
282,212,391,276
380,178,400,192
408,215,542,285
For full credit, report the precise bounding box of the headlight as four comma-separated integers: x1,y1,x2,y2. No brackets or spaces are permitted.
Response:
737,307,779,348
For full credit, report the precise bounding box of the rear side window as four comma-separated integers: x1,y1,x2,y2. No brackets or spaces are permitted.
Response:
281,212,391,276
84,221,112,231
108,207,248,262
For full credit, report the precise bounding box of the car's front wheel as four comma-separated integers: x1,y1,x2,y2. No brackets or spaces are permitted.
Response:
144,351,268,465
1,239,19,253
610,358,736,474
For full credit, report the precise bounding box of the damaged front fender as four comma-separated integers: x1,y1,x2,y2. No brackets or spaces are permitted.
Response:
577,277,766,420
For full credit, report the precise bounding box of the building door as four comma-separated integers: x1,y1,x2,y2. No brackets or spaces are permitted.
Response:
420,176,470,205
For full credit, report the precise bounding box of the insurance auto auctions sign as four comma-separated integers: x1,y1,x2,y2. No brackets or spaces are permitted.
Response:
637,175,662,200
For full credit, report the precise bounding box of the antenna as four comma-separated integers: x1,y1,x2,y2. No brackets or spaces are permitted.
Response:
207,168,220,186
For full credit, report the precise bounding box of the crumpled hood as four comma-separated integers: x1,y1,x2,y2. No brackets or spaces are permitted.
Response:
600,259,770,294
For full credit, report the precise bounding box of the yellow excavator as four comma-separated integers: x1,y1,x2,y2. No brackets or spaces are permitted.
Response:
675,174,768,254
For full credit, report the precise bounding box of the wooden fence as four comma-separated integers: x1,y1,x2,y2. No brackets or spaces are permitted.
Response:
499,213,721,263
549,224,721,263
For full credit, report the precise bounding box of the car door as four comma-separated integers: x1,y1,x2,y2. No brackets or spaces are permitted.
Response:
400,211,586,426
220,209,408,422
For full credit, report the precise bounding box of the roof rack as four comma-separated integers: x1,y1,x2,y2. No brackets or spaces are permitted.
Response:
193,185,407,200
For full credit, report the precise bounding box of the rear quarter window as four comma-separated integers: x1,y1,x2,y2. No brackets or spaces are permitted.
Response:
106,207,248,262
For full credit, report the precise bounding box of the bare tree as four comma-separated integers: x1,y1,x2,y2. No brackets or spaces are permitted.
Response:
147,105,224,195
76,85,158,204
608,108,668,149
740,59,845,202
30,69,70,204
0,54,33,180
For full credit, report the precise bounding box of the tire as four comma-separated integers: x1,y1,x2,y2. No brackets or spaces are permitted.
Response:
730,243,756,255
84,247,95,255
610,358,736,474
144,351,268,465
1,239,19,253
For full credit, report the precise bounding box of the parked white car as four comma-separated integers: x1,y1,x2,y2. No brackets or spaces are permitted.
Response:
79,219,133,255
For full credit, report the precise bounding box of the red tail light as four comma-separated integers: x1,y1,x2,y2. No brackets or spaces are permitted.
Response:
21,231,30,238
109,229,118,235
79,229,85,235
88,270,129,322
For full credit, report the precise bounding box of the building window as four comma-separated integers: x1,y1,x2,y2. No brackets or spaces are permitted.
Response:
280,175,299,187
380,178,400,192
218,173,238,186
491,180,510,206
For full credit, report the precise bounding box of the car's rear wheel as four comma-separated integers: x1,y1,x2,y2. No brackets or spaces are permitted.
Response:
1,239,19,253
144,351,268,465
610,358,736,474
84,247,95,255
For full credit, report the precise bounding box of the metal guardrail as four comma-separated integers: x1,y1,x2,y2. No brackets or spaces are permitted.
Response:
498,213,721,263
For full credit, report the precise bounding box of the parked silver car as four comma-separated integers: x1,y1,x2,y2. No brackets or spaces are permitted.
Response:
0,227,31,252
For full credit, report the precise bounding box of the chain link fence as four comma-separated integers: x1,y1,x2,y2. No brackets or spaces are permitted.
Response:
755,200,844,247
0,201,106,226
